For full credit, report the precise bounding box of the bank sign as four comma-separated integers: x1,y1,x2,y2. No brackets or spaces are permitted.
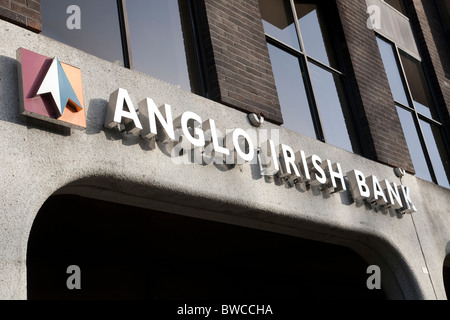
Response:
16,48,417,215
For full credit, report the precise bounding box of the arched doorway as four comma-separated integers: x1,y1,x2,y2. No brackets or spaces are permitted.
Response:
27,194,387,300
444,256,450,299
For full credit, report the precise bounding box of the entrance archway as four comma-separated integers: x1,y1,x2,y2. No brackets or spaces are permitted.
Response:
444,256,450,299
27,194,387,300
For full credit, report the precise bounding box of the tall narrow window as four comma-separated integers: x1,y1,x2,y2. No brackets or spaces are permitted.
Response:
41,0,203,95
125,0,201,93
377,36,450,188
259,0,360,154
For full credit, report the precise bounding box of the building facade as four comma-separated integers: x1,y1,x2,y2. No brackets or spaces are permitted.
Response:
0,0,449,300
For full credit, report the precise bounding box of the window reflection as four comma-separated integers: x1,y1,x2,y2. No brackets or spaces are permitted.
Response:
42,0,201,94
268,44,316,139
396,107,434,182
41,0,125,66
384,0,407,15
295,2,337,68
308,62,354,153
378,35,450,188
376,38,409,106
259,0,300,51
260,0,360,153
399,52,438,120
436,0,450,33
126,0,194,92
420,121,450,188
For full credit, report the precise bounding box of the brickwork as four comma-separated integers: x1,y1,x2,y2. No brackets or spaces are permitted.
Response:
335,0,415,173
198,0,283,124
0,0,41,32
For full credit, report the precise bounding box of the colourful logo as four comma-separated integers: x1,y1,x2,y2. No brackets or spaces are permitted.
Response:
17,48,86,130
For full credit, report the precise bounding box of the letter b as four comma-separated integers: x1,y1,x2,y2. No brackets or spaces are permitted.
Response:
222,306,229,315
66,265,81,290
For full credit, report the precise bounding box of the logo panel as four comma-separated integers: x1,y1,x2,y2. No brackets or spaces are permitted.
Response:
17,48,86,130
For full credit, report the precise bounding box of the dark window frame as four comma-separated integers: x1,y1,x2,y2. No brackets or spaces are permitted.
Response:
262,0,361,153
117,0,133,69
118,0,205,95
42,0,205,95
377,34,450,187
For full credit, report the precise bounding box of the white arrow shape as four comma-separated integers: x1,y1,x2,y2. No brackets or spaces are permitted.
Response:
37,58,63,117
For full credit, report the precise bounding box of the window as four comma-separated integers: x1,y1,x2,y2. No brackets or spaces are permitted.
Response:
41,0,125,66
384,0,407,16
259,0,360,154
444,256,450,299
435,0,450,45
377,36,450,188
125,0,201,93
41,0,203,95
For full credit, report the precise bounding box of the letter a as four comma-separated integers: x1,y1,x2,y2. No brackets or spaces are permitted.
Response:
66,5,81,30
366,265,381,290
367,5,381,30
66,265,81,290
104,88,143,135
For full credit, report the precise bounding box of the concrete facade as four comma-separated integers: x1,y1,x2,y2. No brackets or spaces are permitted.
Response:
0,17,450,299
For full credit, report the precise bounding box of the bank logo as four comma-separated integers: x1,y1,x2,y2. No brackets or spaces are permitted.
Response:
17,48,86,130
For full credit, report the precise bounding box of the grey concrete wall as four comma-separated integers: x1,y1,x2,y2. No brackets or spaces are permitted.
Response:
1,20,450,300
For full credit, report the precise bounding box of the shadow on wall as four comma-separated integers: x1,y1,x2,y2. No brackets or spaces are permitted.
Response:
444,242,450,299
0,55,71,136
0,55,25,124
83,97,409,220
0,55,21,124
1,54,410,221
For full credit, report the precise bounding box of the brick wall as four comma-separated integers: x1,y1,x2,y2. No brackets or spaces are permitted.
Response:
408,0,450,136
197,0,416,169
197,0,283,124
335,0,415,173
0,0,41,32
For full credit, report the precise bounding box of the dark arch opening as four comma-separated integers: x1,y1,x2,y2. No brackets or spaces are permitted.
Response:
444,256,450,299
27,194,387,300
